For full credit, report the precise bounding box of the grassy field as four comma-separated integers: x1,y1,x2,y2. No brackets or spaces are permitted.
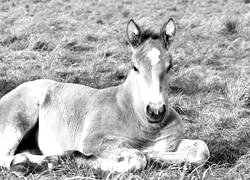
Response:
0,0,250,179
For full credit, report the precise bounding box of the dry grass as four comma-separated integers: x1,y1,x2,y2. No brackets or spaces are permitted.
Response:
0,0,250,179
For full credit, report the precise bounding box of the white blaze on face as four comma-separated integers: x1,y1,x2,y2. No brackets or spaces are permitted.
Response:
150,71,164,105
137,72,164,109
147,48,161,66
135,48,165,107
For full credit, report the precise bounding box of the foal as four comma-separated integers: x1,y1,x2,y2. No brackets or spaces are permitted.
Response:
0,18,209,174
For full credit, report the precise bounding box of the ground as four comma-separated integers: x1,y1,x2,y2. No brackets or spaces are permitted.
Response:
0,0,250,179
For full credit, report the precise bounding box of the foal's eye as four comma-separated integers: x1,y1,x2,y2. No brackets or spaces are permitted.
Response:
133,65,139,72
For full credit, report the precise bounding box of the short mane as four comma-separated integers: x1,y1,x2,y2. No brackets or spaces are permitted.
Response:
140,29,160,43
126,28,161,47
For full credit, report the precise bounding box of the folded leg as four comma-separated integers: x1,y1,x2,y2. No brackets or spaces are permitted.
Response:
92,148,147,172
9,145,148,175
145,139,210,165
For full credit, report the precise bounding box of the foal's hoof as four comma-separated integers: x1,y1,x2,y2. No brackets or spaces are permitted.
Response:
10,154,30,167
10,154,45,176
10,154,30,177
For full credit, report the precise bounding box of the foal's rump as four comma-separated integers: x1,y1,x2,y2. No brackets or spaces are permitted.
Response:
0,79,94,155
0,79,55,155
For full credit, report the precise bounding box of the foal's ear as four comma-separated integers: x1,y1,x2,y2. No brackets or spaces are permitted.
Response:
127,19,141,48
160,18,176,47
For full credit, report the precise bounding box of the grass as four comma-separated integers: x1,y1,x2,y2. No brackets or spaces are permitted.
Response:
0,0,250,179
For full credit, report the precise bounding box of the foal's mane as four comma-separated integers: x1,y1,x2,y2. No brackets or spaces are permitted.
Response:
126,28,162,47
140,29,161,43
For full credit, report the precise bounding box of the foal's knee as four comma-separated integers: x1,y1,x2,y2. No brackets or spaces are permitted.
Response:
98,149,147,172
178,139,210,164
127,150,148,171
192,140,210,164
113,150,147,172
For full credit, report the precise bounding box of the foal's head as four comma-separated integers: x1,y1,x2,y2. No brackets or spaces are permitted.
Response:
127,18,176,123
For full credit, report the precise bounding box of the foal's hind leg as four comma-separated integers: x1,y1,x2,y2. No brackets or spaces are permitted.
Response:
0,125,24,167
0,85,40,167
0,124,38,168
0,121,39,168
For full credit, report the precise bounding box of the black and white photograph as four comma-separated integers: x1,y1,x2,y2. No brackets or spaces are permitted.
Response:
0,0,249,179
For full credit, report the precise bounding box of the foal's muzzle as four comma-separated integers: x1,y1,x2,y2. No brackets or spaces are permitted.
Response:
146,104,166,123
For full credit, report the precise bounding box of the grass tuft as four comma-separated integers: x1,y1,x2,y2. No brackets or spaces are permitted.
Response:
221,18,239,35
226,75,249,107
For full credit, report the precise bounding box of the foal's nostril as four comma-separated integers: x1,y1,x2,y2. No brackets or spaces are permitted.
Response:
159,104,166,115
146,105,153,116
146,104,166,122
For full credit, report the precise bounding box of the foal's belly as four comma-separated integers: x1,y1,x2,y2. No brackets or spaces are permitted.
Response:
38,130,65,155
37,107,85,155
37,126,82,155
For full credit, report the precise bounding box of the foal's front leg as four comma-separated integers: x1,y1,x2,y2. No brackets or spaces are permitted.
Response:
144,139,210,165
43,148,147,172
50,147,147,172
9,146,147,174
